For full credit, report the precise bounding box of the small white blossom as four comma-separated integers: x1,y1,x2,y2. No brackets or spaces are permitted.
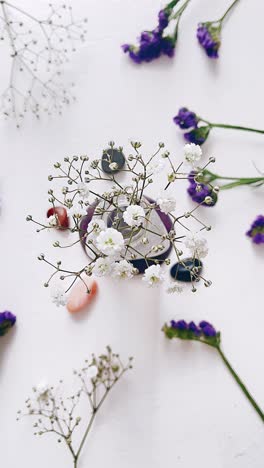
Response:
184,143,202,166
184,233,208,258
36,381,49,401
166,281,184,294
87,365,98,379
157,195,176,214
109,162,119,171
51,285,67,307
78,182,90,200
88,219,106,238
112,260,135,279
147,158,166,175
96,228,124,256
142,265,164,287
123,205,145,227
93,257,112,277
48,214,58,227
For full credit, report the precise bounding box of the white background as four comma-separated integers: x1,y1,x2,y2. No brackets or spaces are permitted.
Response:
0,0,264,467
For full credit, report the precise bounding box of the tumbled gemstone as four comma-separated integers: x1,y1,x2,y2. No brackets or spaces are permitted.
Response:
170,258,203,282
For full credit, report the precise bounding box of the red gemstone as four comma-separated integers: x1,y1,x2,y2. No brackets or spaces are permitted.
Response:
47,206,69,229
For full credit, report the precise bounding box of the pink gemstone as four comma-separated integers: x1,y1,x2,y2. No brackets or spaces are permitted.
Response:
67,278,98,313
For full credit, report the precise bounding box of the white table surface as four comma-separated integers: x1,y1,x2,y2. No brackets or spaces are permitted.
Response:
1,0,264,467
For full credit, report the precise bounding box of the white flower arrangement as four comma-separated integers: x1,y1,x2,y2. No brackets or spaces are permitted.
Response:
27,141,214,303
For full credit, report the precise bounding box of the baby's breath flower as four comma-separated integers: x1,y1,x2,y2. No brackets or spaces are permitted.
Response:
184,233,208,258
184,143,202,165
112,260,135,279
51,285,67,307
48,214,58,227
78,183,90,201
96,228,124,256
93,257,112,277
157,194,176,214
86,365,98,379
123,205,145,227
142,265,164,287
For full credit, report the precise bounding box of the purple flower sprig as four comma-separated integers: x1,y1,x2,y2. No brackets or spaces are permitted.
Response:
187,169,264,207
122,0,190,64
173,107,264,145
197,0,240,58
0,311,16,337
163,319,264,423
246,215,264,245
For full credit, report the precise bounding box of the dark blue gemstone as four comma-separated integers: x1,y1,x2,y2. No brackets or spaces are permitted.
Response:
101,148,125,174
170,258,203,283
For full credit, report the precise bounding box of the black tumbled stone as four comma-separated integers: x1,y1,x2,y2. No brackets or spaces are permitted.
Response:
170,258,203,283
101,148,125,174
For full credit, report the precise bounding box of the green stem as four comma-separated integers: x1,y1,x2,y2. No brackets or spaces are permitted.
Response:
171,0,191,42
217,347,264,423
211,123,264,134
220,177,264,190
219,0,240,22
166,0,181,9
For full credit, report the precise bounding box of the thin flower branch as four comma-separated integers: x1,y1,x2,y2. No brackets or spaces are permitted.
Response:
17,347,133,468
0,1,87,126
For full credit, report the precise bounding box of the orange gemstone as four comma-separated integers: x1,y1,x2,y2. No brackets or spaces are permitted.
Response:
67,278,98,313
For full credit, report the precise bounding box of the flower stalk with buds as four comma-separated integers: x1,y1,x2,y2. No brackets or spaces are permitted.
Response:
173,107,264,145
187,168,264,207
197,0,240,58
163,320,264,423
27,141,214,303
0,1,87,126
17,347,133,468
122,0,191,64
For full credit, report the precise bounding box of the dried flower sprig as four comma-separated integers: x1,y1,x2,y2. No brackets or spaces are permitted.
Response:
246,215,264,245
0,310,16,336
0,1,87,126
163,320,264,423
197,0,240,58
17,347,133,468
27,142,214,303
173,107,264,145
122,0,190,64
187,168,264,207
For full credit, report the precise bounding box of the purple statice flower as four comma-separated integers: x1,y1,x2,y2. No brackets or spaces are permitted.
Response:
171,319,188,330
246,215,264,244
0,311,16,337
184,125,211,145
173,107,198,130
188,321,201,336
122,6,175,64
199,321,217,337
122,31,175,63
187,171,217,206
158,9,170,30
197,23,221,58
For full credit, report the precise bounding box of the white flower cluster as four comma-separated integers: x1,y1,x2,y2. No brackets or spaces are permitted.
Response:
32,142,213,303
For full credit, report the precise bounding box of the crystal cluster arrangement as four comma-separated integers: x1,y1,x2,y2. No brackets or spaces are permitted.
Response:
17,347,133,468
0,1,87,126
27,142,215,304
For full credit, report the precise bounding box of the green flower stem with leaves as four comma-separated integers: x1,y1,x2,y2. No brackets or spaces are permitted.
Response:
199,169,264,191
163,323,264,424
